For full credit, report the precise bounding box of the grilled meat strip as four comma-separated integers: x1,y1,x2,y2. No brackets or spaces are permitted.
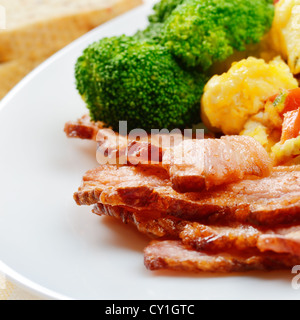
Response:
67,119,272,191
163,136,273,193
180,223,300,257
94,203,300,257
74,165,300,226
93,203,188,239
74,165,170,207
144,240,300,273
64,115,106,141
96,128,169,165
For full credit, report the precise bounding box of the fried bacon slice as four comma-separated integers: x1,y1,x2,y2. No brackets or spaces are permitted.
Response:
65,116,194,165
64,115,107,141
93,203,188,239
69,120,272,191
144,240,300,273
180,223,300,257
96,128,199,165
257,227,300,257
163,136,273,193
96,129,174,165
75,164,300,226
67,117,300,273
94,204,300,257
180,223,260,253
74,165,170,207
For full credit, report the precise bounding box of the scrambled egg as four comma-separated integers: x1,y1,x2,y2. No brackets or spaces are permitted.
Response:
241,117,281,153
272,136,300,164
241,88,300,164
200,0,300,166
201,56,298,135
268,0,300,74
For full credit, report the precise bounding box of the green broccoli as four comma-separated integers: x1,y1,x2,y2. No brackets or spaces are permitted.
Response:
135,0,184,42
75,0,275,132
159,0,275,69
75,35,206,132
134,21,164,42
148,0,185,23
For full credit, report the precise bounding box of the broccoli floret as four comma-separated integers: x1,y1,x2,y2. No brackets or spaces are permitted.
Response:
159,0,275,69
75,0,275,132
148,0,185,23
135,0,184,42
134,22,164,42
75,35,206,132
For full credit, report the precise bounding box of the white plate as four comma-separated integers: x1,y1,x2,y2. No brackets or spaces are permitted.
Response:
0,1,300,301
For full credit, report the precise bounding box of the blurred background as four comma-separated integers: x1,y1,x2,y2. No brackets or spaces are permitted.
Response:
0,0,143,100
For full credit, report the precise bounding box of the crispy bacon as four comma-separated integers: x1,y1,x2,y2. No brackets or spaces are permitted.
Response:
74,165,170,206
144,240,300,273
68,120,300,273
65,116,192,165
64,115,106,141
94,203,300,257
257,227,300,257
75,165,300,226
180,223,260,253
68,120,272,192
163,136,273,193
180,223,300,257
96,129,170,165
93,203,188,239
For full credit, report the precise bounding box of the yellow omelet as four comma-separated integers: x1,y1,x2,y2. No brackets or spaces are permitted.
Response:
269,0,300,74
241,88,300,165
272,136,300,164
201,56,298,135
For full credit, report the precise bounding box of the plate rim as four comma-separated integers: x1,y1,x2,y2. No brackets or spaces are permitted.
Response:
1,0,299,300
0,2,151,300
0,262,71,300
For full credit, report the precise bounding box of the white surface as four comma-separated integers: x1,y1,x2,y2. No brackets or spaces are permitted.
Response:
0,1,300,300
